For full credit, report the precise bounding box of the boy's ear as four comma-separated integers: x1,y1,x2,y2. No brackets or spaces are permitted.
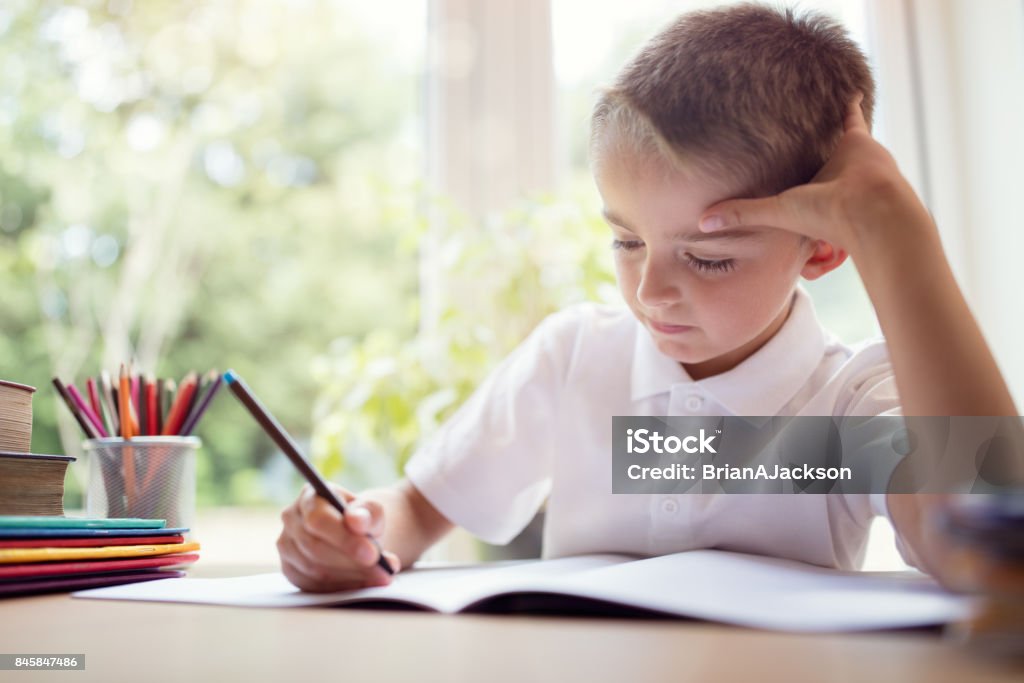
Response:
800,240,847,280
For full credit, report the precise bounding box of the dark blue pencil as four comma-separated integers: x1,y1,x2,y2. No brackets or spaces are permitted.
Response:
222,369,394,576
179,372,223,436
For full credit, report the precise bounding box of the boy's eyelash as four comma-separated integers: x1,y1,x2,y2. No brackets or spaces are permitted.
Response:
610,240,736,274
611,239,644,251
685,254,736,273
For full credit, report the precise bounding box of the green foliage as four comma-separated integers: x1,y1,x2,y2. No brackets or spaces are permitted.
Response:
310,194,617,488
0,1,421,504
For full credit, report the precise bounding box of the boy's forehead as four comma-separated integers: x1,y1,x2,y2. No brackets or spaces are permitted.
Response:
597,145,753,206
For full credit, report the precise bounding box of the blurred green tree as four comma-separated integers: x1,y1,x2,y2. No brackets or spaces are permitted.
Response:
0,0,423,506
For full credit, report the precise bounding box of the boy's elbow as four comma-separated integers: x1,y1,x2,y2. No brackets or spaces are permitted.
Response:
886,493,964,590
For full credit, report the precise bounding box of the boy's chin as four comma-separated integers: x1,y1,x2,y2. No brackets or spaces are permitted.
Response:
650,335,715,365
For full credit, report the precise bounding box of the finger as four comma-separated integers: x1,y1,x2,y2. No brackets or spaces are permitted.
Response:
298,482,355,515
382,550,401,574
295,520,377,570
280,497,302,530
700,194,804,234
281,553,323,592
281,551,364,593
843,92,868,134
280,529,383,592
293,497,382,566
327,481,357,504
301,493,345,534
277,531,324,582
366,551,402,587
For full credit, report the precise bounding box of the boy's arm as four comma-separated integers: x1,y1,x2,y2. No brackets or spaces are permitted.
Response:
699,96,1023,587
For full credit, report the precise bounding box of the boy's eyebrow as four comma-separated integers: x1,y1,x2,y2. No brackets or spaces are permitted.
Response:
601,209,762,243
674,229,763,243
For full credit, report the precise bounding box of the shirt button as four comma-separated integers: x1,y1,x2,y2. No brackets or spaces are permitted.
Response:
661,499,678,514
684,395,704,411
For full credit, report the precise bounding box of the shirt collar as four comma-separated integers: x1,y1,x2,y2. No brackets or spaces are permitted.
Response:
630,286,826,416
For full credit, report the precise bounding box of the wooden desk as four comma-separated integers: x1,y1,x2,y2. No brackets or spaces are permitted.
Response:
2,564,1022,683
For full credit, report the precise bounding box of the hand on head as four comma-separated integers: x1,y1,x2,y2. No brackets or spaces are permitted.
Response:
277,482,400,592
699,95,932,255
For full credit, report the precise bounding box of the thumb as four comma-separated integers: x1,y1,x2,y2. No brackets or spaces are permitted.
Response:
699,194,795,233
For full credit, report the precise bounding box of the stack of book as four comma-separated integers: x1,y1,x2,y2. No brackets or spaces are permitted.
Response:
0,379,72,516
0,516,199,597
0,376,200,597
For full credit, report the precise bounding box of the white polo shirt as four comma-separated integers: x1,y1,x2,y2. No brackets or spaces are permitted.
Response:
404,287,901,570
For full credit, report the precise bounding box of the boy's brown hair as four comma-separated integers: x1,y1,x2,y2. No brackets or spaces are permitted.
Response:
591,3,875,197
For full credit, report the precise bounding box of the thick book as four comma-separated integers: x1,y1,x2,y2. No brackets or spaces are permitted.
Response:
0,541,199,564
0,453,75,516
1,569,186,597
0,552,199,579
73,550,974,632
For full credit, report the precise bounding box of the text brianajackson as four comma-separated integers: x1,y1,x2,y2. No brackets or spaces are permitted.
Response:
626,463,853,481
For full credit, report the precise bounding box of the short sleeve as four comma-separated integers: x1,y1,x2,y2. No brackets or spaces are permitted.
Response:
404,309,581,545
828,339,927,568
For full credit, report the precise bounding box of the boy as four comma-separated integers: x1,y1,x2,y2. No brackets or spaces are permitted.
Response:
277,4,1018,591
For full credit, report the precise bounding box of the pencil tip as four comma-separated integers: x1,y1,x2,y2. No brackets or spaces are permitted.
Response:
223,369,237,384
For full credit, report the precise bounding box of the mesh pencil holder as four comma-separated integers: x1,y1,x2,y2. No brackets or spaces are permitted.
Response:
83,436,199,532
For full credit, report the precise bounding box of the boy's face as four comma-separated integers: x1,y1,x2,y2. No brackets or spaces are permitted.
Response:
594,144,820,380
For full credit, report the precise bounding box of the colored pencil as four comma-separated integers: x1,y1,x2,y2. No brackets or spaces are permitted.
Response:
99,370,120,435
144,376,158,437
66,383,108,438
137,376,148,438
130,373,140,412
118,365,133,440
223,369,394,576
119,365,137,510
85,378,102,424
180,371,211,427
161,372,198,436
160,379,176,432
180,373,223,436
51,378,99,439
97,392,116,436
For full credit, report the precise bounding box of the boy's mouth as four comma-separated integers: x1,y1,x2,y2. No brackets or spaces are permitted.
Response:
649,320,695,335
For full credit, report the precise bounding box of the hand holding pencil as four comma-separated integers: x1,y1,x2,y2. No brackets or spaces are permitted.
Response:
222,370,398,587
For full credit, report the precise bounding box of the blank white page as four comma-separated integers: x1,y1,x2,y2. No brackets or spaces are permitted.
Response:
504,550,973,632
72,554,626,611
73,550,973,631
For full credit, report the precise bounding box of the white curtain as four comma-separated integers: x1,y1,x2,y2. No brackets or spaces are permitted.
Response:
868,0,1024,406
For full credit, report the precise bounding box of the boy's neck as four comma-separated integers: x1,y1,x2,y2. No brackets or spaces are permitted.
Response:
681,292,797,381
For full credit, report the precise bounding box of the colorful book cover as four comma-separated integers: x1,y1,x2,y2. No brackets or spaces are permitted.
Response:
0,527,188,540
0,541,200,564
0,535,185,549
0,570,185,597
0,552,199,579
0,516,166,529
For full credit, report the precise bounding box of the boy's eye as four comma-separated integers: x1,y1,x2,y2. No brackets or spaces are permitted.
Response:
611,239,645,251
611,240,736,274
685,254,736,273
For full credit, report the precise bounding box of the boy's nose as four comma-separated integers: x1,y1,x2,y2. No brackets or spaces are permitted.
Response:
636,258,682,308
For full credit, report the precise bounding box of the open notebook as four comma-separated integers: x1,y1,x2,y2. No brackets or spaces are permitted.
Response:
73,549,972,632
